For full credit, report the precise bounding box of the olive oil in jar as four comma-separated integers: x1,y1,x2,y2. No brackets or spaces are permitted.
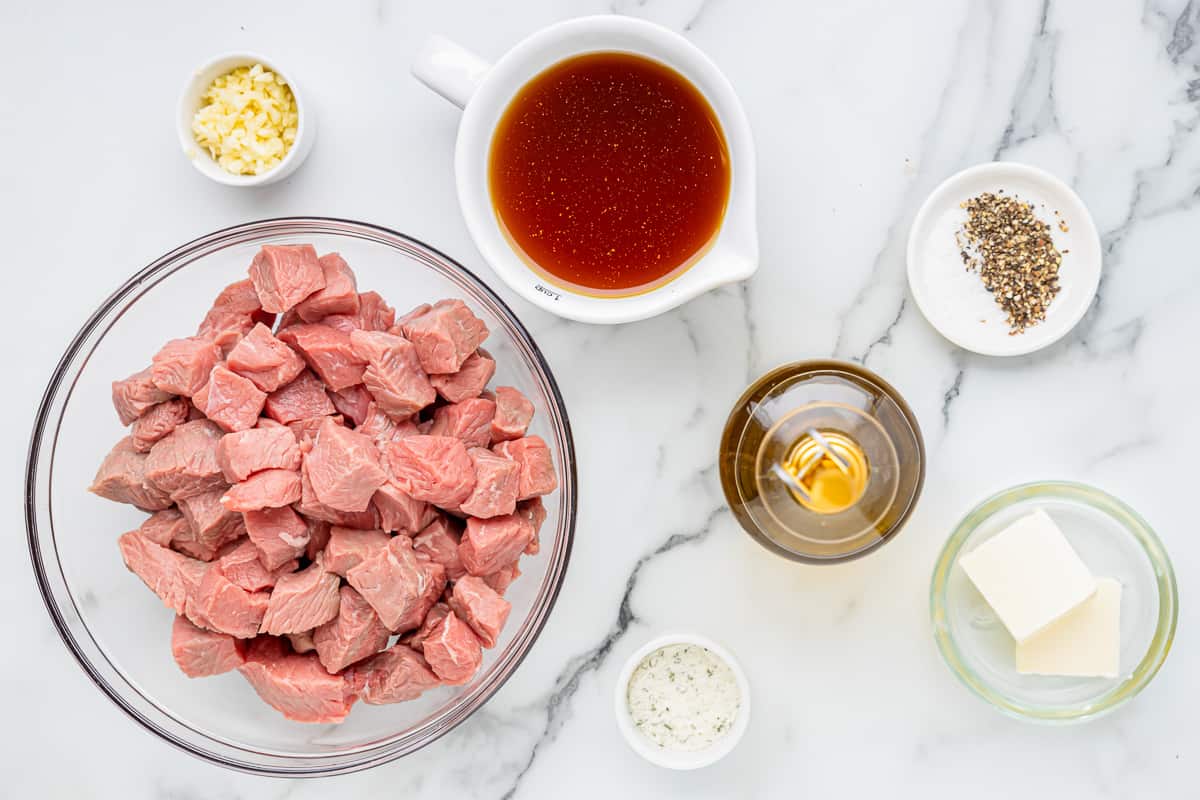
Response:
779,429,870,514
718,361,925,563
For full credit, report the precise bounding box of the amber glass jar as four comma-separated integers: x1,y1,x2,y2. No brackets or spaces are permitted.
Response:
719,361,925,563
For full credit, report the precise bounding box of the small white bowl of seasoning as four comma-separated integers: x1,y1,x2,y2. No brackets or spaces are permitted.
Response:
907,161,1102,357
614,633,750,770
177,52,315,187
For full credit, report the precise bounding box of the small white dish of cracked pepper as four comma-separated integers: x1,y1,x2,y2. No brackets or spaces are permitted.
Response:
907,161,1102,357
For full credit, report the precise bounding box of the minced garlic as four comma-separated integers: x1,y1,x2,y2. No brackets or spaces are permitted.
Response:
192,63,298,176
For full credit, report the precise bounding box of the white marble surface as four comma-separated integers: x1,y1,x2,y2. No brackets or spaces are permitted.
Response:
3,0,1198,796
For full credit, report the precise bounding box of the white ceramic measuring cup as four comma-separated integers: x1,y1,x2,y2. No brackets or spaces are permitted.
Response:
413,16,758,325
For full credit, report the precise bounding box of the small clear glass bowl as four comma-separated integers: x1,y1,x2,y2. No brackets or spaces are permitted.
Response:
25,218,576,775
931,481,1177,723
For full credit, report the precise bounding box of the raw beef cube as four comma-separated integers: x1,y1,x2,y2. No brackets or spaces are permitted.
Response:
458,448,520,519
227,323,306,392
346,535,437,632
139,508,189,547
202,316,255,358
264,370,336,424
348,330,436,417
287,414,343,446
239,636,356,723
243,505,310,570
175,489,245,560
189,567,270,638
345,643,440,705
517,495,548,530
144,419,226,500
428,397,495,449
218,537,296,591
422,610,482,685
220,469,302,513
172,615,245,677
373,482,435,534
131,398,190,452
319,316,353,335
399,299,489,374
197,307,256,357
327,384,373,426
483,561,521,595
192,365,268,432
356,291,396,331
274,561,304,586
430,350,496,403
491,386,534,443
150,337,222,397
493,436,557,500
278,324,366,391
517,496,547,556
305,518,332,561
385,435,475,508
247,244,325,314
90,437,173,510
318,316,350,336
358,402,421,448
412,517,466,580
112,367,173,425
307,417,388,512
273,559,301,580
313,586,391,673
296,458,381,529
458,513,535,577
118,531,208,616
323,527,389,576
448,575,512,648
212,277,265,315
287,631,317,653
393,302,430,331
406,558,447,634
325,290,395,333
260,558,341,635
216,425,301,482
296,253,360,321
197,279,272,354
403,603,450,653
212,278,264,315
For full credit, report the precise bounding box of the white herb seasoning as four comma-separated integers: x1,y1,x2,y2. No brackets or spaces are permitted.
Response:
626,643,740,751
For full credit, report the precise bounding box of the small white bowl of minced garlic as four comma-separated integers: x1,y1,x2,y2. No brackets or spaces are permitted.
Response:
614,633,750,769
177,52,314,186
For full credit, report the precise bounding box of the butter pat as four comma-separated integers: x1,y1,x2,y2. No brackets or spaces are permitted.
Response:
959,509,1096,642
1016,577,1122,677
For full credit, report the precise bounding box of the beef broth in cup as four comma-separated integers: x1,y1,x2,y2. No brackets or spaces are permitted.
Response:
488,52,731,296
413,16,758,324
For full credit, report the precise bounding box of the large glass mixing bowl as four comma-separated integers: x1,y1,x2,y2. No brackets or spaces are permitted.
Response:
25,218,576,776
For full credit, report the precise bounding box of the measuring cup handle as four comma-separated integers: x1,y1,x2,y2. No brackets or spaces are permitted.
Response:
412,35,492,109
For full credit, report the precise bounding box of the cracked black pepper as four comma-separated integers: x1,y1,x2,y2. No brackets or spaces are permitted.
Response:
956,192,1063,334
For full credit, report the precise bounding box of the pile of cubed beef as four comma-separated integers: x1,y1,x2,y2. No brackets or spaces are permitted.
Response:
89,244,556,723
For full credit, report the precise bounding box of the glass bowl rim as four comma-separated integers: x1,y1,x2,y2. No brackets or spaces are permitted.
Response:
929,480,1177,724
24,216,578,775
